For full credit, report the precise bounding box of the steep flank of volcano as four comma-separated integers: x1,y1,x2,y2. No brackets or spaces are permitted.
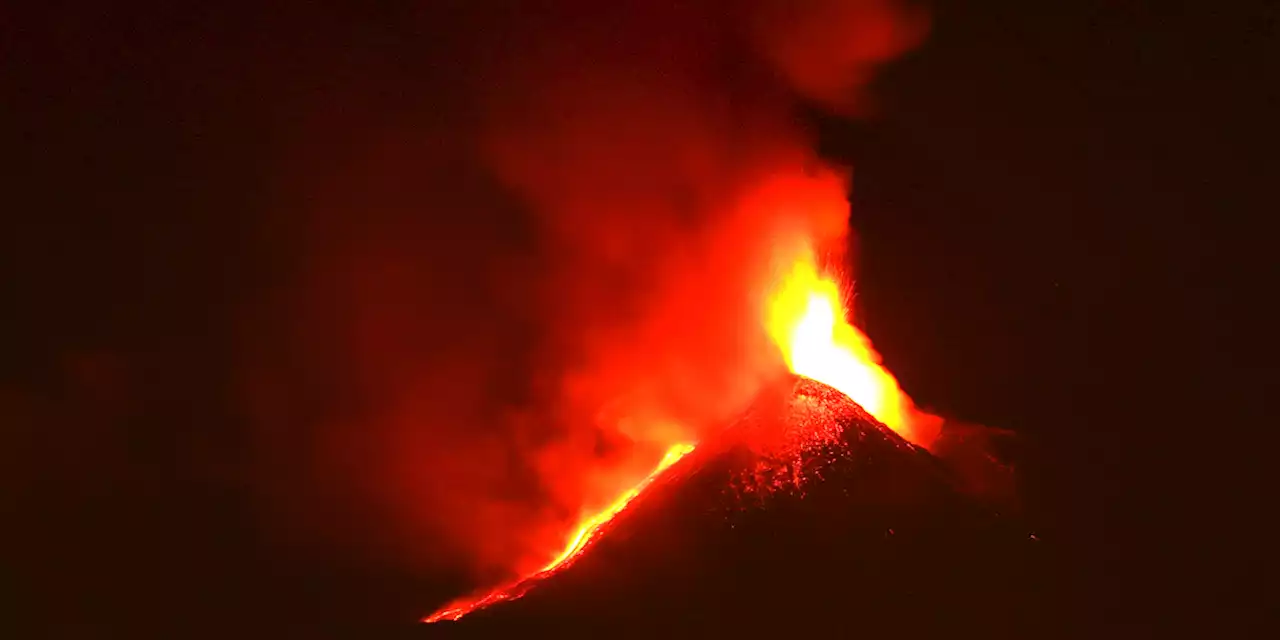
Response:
424,377,1050,637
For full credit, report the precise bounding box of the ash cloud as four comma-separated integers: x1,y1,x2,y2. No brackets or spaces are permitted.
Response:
246,0,927,584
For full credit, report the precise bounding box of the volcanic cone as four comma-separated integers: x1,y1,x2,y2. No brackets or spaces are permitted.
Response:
426,376,1048,637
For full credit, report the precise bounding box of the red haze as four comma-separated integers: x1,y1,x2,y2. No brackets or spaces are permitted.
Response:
243,0,929,587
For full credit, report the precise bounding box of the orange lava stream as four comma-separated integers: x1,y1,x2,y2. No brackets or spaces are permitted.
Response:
765,245,941,446
424,443,696,623
539,443,695,572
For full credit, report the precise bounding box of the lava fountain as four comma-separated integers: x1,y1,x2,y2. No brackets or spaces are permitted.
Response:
764,244,942,447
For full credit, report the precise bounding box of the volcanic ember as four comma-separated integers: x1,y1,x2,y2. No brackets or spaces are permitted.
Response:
424,243,940,624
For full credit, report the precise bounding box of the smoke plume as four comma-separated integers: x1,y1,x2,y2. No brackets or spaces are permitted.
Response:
246,0,928,585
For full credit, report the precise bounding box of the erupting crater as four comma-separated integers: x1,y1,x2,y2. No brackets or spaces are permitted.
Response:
422,246,1033,635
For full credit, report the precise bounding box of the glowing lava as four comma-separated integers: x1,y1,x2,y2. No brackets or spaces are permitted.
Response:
765,245,940,447
424,442,696,623
539,443,696,572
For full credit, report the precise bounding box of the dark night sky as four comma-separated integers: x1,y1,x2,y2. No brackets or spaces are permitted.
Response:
4,1,1274,637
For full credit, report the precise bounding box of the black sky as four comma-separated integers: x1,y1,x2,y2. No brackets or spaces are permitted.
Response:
5,1,1274,637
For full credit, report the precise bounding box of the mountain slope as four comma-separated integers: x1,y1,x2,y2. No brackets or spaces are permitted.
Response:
425,376,1052,638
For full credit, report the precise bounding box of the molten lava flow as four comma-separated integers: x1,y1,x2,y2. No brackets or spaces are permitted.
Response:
424,442,696,623
539,443,695,572
765,246,940,446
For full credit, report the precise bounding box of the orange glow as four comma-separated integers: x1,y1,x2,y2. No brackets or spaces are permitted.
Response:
765,245,940,446
424,442,696,623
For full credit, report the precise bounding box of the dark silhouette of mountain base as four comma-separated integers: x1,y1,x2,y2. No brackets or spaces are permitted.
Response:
422,376,1056,638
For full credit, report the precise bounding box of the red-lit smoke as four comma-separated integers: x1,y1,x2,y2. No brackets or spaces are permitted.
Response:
244,0,930,588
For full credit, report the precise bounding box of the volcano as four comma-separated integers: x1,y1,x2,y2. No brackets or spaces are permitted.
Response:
422,376,1051,638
